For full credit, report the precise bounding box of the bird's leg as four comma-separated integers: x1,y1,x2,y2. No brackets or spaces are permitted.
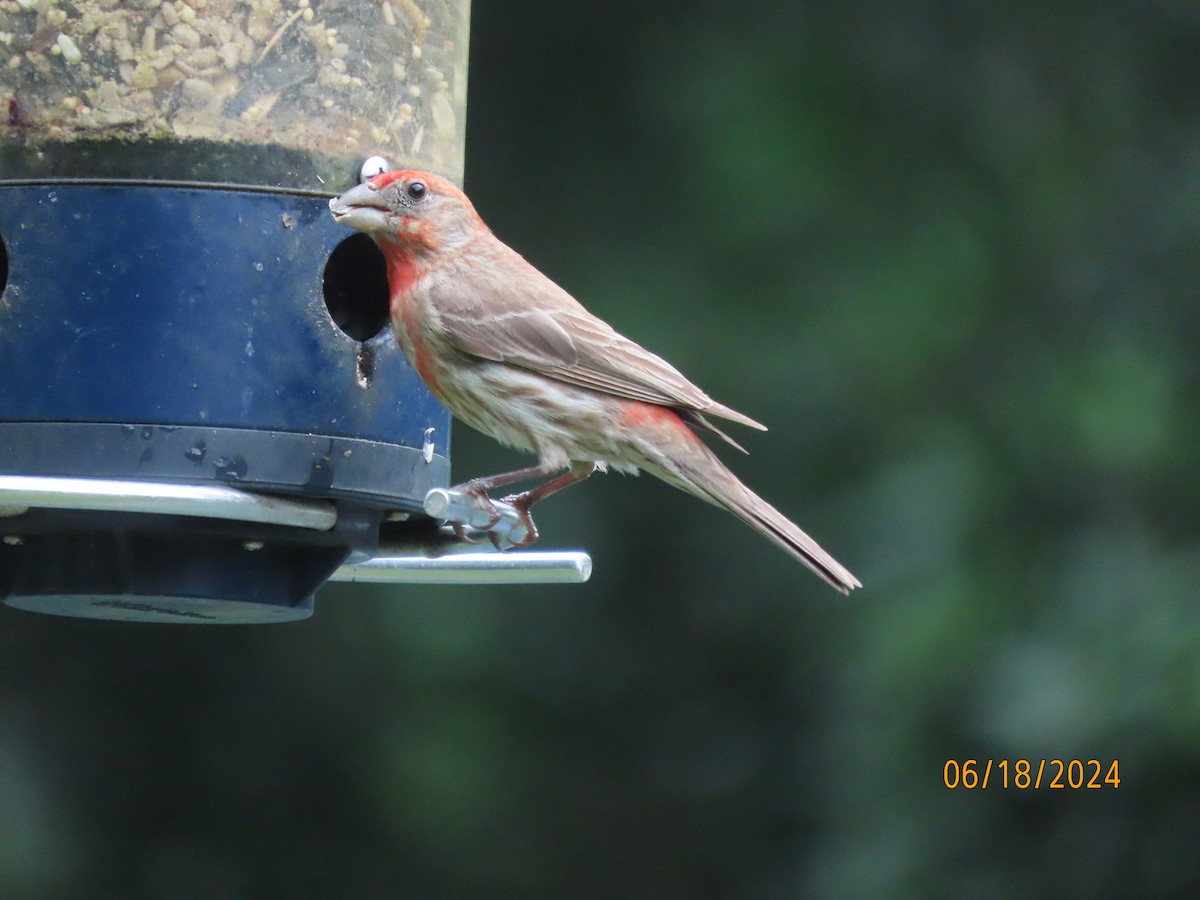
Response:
449,464,560,541
494,461,598,550
453,464,552,495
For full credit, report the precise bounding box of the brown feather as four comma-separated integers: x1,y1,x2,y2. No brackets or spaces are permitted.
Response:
427,236,768,432
678,409,750,454
647,436,861,594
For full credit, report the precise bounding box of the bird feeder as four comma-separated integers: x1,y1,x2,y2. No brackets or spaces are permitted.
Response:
0,0,588,623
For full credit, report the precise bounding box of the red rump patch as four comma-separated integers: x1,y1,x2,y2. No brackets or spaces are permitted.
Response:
620,402,695,438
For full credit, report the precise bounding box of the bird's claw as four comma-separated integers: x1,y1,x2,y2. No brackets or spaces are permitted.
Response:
450,479,503,531
452,521,478,544
495,494,540,549
436,468,564,549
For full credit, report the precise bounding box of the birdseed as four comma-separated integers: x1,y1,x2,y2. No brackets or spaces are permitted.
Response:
0,0,468,190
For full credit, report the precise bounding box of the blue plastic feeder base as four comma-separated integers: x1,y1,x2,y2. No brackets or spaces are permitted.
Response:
0,181,452,623
0,507,370,623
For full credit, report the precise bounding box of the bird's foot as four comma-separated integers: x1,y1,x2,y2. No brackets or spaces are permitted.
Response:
492,493,540,549
448,478,503,537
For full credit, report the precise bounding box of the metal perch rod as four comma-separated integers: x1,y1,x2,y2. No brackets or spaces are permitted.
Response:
0,474,337,530
0,476,591,585
329,548,591,585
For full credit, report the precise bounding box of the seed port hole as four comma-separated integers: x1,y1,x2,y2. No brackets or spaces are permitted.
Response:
322,233,390,342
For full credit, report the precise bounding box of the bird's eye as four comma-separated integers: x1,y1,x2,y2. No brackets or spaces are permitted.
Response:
405,181,427,202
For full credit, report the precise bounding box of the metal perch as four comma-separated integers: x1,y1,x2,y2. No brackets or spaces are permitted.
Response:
0,476,590,588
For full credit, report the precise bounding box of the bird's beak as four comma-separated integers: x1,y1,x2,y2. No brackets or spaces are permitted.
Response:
329,182,391,233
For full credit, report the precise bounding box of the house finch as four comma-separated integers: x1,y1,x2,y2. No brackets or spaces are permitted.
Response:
330,170,860,593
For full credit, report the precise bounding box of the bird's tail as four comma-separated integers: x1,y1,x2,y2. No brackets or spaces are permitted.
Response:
650,437,861,594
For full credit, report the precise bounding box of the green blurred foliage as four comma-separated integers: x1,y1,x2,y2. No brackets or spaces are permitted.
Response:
4,0,1200,896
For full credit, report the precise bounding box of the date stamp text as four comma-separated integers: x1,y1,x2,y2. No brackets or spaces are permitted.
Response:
943,759,1120,790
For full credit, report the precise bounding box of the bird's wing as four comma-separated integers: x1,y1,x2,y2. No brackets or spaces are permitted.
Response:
426,250,766,432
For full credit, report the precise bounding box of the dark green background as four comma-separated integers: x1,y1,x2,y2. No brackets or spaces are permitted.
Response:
3,1,1199,896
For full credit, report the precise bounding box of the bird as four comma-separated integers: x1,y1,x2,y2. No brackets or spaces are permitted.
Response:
329,169,860,593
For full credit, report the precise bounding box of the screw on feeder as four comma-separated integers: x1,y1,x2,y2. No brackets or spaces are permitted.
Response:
360,156,391,183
